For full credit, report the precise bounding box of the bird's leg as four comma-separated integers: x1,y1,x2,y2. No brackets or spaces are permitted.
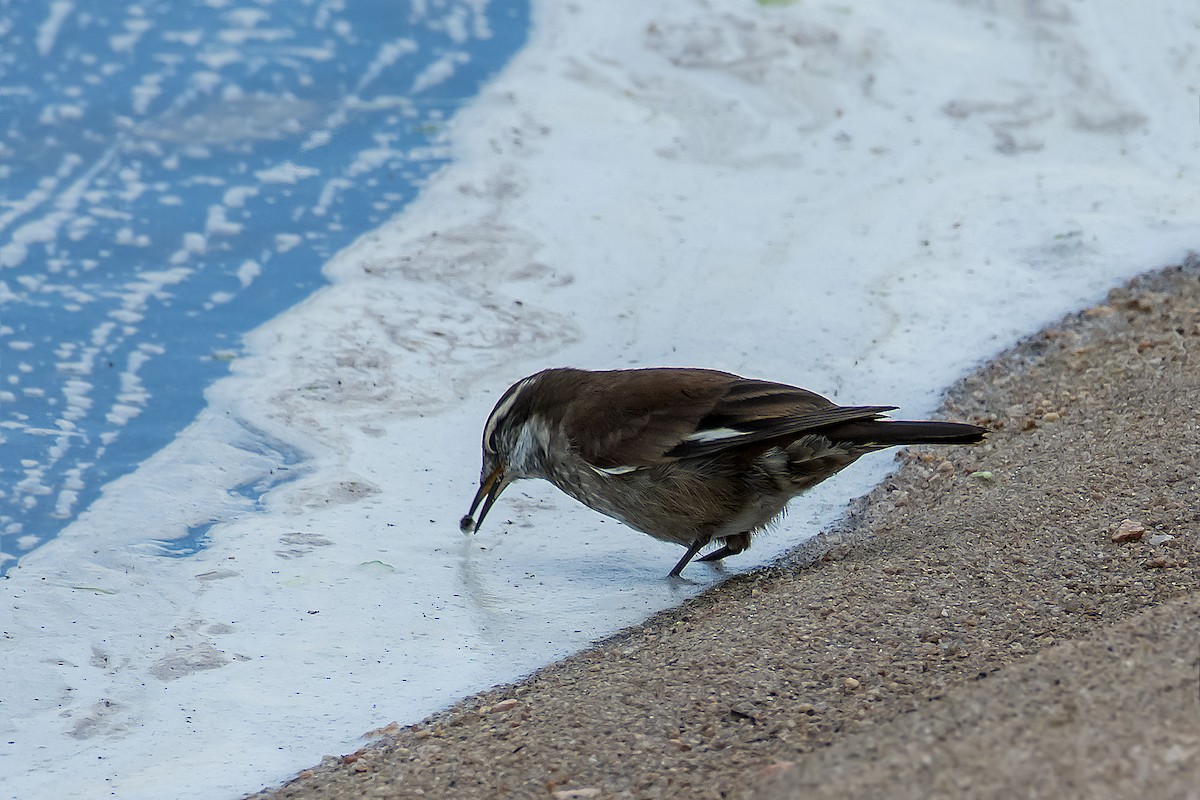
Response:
669,537,709,578
697,532,750,563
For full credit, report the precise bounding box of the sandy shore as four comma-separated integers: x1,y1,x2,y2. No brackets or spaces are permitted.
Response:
252,258,1199,800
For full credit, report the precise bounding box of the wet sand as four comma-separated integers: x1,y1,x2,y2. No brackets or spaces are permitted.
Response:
252,257,1199,800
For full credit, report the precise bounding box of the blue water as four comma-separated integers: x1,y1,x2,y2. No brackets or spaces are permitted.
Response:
0,0,530,572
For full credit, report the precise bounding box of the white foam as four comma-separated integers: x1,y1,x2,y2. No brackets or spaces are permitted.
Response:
254,161,320,185
411,51,471,94
236,259,262,287
131,73,163,115
205,205,244,237
356,38,420,94
109,16,152,55
35,0,73,57
5,1,1200,798
222,185,259,208
273,232,303,252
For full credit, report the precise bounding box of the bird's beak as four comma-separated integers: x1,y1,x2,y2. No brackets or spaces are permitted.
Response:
462,464,507,533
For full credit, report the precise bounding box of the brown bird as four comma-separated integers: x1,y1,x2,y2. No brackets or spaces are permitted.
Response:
462,368,986,577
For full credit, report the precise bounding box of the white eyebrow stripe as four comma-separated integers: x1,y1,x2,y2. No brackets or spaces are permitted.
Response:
483,376,536,446
682,427,745,444
592,464,641,475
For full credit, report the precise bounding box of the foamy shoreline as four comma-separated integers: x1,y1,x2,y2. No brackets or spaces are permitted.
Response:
5,1,1199,797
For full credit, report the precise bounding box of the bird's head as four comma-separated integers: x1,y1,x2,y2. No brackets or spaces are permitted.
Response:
461,372,555,533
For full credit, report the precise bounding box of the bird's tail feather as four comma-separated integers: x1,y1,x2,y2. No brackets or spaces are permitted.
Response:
828,419,987,447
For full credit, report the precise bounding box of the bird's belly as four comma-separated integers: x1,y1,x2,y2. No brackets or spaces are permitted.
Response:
712,494,792,539
545,462,793,547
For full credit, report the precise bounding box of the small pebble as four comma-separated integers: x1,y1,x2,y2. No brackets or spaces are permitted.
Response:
757,761,794,779
552,789,601,800
459,515,475,532
1111,519,1145,543
490,698,520,713
843,677,861,691
363,722,399,739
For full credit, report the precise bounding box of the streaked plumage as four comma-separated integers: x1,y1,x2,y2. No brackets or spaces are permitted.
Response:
463,367,987,577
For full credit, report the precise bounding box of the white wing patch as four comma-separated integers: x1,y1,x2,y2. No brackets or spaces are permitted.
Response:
682,426,744,444
592,464,641,476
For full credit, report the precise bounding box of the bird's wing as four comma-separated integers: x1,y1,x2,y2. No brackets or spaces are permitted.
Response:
562,369,894,468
